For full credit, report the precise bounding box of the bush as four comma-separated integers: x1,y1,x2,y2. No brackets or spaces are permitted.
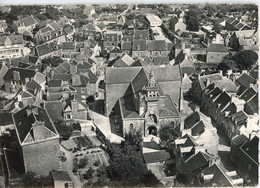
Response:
83,167,95,180
93,160,100,167
78,158,88,169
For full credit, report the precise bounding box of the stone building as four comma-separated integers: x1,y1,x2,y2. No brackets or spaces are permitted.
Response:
13,105,60,175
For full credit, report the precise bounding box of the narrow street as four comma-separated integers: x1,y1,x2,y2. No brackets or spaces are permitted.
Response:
182,97,237,172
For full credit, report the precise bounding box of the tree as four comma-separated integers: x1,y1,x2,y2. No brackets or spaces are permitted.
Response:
159,123,180,143
104,132,159,187
231,50,258,71
78,158,88,169
21,171,53,188
54,120,72,140
212,24,223,34
41,56,63,68
185,9,200,31
83,167,95,180
217,59,237,73
169,17,178,31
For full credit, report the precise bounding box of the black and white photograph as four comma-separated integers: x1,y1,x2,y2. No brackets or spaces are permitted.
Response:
0,2,258,188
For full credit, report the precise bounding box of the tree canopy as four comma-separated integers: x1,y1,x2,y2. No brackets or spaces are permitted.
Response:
104,131,160,187
231,50,258,71
159,123,181,144
185,9,200,31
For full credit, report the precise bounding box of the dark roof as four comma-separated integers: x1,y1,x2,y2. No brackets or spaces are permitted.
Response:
0,35,23,46
52,170,72,181
61,42,75,50
110,47,122,54
239,87,257,102
214,91,231,109
132,39,147,51
153,56,169,65
131,59,150,67
44,101,63,122
3,67,36,82
191,121,206,136
85,23,95,31
143,150,170,163
143,141,160,150
184,111,202,129
16,15,37,27
244,94,258,115
207,43,228,53
106,67,142,84
158,95,179,117
202,164,233,186
121,41,132,50
186,151,210,173
35,44,53,57
240,136,259,163
49,79,62,87
13,105,58,144
134,30,149,40
147,40,172,51
119,94,139,119
0,112,14,126
86,70,98,83
236,73,256,88
231,134,248,146
52,74,71,81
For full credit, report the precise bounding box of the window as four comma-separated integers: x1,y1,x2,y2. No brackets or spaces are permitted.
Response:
130,123,134,131
66,114,71,119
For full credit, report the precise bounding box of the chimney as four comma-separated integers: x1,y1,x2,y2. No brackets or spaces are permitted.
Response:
249,83,254,88
13,71,20,81
222,88,226,92
225,111,230,117
205,78,210,87
181,42,185,50
71,96,78,112
14,102,20,109
17,94,22,102
241,70,247,74
183,73,187,78
218,70,223,76
194,105,200,112
227,69,232,78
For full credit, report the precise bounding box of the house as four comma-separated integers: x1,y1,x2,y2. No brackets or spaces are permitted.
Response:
191,71,237,104
0,35,24,60
229,30,258,52
0,112,14,136
105,66,182,137
14,15,37,34
225,17,252,31
201,163,243,187
134,30,149,40
206,43,228,63
103,30,122,52
147,40,173,57
35,21,66,45
3,67,36,93
109,47,122,59
230,135,258,185
34,42,61,59
113,54,135,67
146,14,162,27
171,17,186,32
235,72,257,96
51,170,74,188
143,150,171,179
132,39,147,58
63,94,88,120
13,105,60,175
121,41,132,55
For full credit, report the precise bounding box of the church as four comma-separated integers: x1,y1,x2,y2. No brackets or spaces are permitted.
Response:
105,65,182,137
